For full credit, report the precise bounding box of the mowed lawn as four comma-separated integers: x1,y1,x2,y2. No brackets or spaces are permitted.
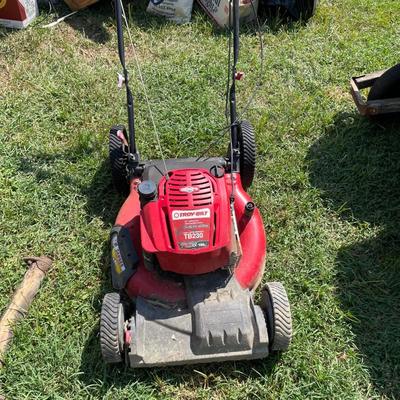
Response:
1,0,400,398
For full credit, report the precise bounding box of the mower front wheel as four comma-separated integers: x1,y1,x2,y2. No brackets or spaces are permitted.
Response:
227,120,256,190
100,292,125,364
261,282,292,352
239,120,256,190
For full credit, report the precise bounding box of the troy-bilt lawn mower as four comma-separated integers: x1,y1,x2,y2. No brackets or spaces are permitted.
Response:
99,0,292,368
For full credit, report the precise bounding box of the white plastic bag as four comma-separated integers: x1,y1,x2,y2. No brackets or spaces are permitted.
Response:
147,0,194,24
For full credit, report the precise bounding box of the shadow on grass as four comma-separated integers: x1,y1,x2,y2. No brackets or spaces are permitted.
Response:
307,113,400,398
77,156,281,394
65,1,113,44
61,0,312,44
258,4,315,33
64,0,177,40
82,158,125,225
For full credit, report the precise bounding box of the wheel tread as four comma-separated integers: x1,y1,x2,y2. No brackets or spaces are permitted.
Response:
239,120,256,190
262,282,292,352
100,292,123,364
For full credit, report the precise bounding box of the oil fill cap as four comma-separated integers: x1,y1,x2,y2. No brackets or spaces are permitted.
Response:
138,180,157,200
210,165,225,178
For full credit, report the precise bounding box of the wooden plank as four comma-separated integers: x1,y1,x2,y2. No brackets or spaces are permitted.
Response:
0,257,53,367
353,70,386,89
350,70,400,116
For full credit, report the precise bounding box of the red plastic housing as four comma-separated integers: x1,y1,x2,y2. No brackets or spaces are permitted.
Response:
115,173,266,305
140,169,232,275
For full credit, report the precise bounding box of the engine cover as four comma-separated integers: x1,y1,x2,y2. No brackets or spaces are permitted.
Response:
140,168,233,275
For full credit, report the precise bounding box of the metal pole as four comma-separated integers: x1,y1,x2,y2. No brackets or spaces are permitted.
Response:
115,0,137,156
229,0,240,172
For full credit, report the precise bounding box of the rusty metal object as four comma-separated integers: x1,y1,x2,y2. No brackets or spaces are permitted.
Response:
350,69,400,116
0,256,53,367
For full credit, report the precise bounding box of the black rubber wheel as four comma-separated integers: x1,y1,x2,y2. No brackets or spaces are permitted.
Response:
109,125,129,196
239,120,256,190
226,120,256,190
290,0,318,21
100,292,125,364
261,282,292,352
368,64,400,101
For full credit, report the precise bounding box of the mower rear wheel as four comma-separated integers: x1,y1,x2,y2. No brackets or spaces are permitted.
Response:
368,63,400,101
109,125,129,196
239,120,256,190
261,282,292,352
100,292,125,364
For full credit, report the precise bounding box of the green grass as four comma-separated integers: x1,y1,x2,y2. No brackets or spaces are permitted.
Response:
1,0,400,398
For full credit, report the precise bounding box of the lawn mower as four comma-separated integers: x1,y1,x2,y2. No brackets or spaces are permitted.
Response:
350,63,400,117
99,0,292,368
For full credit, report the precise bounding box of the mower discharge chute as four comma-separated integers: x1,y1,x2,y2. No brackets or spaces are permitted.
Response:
100,0,292,368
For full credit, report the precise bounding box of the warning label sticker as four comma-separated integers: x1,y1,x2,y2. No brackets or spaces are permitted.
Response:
171,208,211,250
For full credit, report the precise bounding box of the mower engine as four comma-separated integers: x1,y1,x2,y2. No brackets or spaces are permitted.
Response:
140,167,234,275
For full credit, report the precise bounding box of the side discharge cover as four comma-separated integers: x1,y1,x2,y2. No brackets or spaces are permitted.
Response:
110,225,139,289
